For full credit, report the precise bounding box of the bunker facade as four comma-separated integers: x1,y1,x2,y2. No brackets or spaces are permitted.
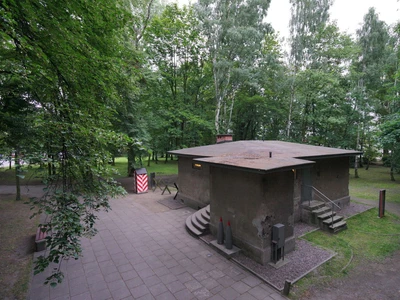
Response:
170,140,360,265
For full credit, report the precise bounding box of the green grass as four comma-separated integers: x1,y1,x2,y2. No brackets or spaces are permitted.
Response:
349,165,400,204
290,208,400,299
112,156,178,178
0,157,178,184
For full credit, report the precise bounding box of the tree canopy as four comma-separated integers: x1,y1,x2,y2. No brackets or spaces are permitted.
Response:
1,0,400,285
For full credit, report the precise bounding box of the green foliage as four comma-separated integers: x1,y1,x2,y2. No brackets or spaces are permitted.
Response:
1,0,136,285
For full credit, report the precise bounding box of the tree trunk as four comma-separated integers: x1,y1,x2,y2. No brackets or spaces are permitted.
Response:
390,152,395,181
9,151,12,169
127,146,136,176
15,150,21,201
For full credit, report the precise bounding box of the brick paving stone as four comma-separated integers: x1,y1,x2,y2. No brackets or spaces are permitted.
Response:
70,291,91,300
269,292,287,300
90,288,112,300
201,277,221,290
217,275,236,288
193,287,212,300
110,286,131,300
231,281,251,294
137,294,155,300
137,268,155,279
249,286,271,300
89,280,108,293
69,283,89,297
210,285,225,295
208,269,225,279
192,270,209,281
242,275,262,287
219,286,240,300
173,288,195,300
149,282,168,296
160,273,177,285
121,269,139,281
236,293,258,300
130,285,151,298
27,194,289,300
107,279,127,292
134,261,150,271
260,283,276,294
104,271,122,283
125,277,144,289
200,262,215,272
165,280,186,294
143,275,162,287
169,265,186,275
208,295,225,300
164,259,179,269
86,273,104,285
184,279,203,292
154,290,175,300
153,266,170,277
117,263,134,273
67,267,85,279
176,272,193,284
52,295,71,300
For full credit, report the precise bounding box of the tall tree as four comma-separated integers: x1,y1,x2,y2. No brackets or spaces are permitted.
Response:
287,0,332,139
196,0,271,134
1,0,136,285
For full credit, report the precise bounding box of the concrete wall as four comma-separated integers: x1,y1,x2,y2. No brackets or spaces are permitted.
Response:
177,157,210,209
310,157,351,208
293,169,303,223
209,167,295,265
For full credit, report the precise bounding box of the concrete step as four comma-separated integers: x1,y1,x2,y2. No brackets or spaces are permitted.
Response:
329,220,347,234
205,205,210,216
302,200,325,211
194,210,209,227
317,211,336,220
322,215,343,225
191,213,206,231
185,215,202,236
200,208,210,223
312,206,331,215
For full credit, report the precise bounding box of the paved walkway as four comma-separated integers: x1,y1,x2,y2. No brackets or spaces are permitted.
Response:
27,189,286,300
351,197,400,216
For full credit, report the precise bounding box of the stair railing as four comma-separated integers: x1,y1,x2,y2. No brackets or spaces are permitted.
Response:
304,185,341,225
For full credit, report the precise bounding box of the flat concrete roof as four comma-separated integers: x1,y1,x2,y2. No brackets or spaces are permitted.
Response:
195,156,315,174
169,140,361,173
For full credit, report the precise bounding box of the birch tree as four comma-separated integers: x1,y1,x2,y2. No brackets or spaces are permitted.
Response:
196,0,271,134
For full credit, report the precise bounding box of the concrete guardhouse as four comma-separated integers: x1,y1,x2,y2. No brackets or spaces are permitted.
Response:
169,140,360,265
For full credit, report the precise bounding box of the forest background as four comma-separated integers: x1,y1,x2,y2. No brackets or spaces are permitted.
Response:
1,0,400,285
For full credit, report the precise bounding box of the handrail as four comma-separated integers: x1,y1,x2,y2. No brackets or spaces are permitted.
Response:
303,185,341,210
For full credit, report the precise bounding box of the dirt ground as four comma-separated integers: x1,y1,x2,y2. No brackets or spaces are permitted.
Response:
0,193,39,300
1,178,400,300
299,252,400,300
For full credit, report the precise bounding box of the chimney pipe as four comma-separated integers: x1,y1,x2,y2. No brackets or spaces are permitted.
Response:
269,152,272,158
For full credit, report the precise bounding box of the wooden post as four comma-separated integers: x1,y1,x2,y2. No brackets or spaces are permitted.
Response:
379,189,386,218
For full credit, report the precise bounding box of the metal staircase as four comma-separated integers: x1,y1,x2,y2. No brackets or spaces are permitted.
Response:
185,205,210,237
302,186,347,233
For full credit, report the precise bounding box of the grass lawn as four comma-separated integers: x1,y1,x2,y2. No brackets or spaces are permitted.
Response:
290,208,400,299
0,156,178,184
349,165,400,204
113,156,178,178
0,195,39,300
